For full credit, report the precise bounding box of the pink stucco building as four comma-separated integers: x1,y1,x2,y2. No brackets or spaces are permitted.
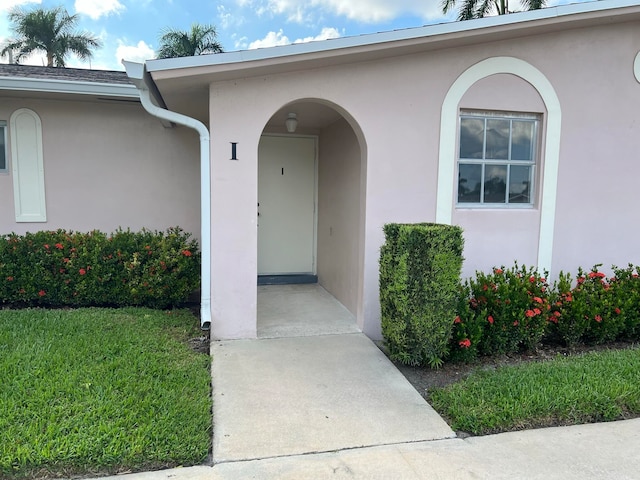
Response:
1,0,640,339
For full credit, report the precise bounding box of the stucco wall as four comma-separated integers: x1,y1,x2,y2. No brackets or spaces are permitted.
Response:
0,97,200,240
204,18,640,339
317,117,361,316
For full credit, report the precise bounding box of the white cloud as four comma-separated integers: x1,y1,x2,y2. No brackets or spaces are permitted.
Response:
242,0,446,23
217,5,233,29
248,29,290,49
74,0,125,20
233,34,249,50
293,27,341,43
247,26,341,50
116,40,155,64
0,0,41,12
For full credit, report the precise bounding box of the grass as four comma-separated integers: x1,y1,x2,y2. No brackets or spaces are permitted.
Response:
429,346,640,436
0,307,211,479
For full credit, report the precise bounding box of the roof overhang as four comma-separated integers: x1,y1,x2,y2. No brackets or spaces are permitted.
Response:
0,75,139,100
146,0,640,88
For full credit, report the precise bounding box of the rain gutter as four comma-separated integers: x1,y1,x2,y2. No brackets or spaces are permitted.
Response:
122,60,211,331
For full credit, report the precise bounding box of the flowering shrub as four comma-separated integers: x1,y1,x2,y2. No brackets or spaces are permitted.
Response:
0,227,199,309
610,265,640,341
550,266,626,346
450,263,640,362
452,264,550,357
447,282,483,363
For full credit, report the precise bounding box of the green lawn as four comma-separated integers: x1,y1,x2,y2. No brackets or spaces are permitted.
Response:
0,308,211,479
429,346,640,435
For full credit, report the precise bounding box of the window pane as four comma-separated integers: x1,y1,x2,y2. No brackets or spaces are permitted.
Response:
458,163,481,203
509,165,532,203
511,120,534,161
0,126,5,171
459,118,484,159
484,164,507,203
485,119,509,160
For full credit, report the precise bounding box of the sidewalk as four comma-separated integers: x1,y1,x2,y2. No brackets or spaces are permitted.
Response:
101,330,640,480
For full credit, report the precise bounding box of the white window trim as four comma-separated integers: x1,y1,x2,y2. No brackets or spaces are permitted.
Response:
436,56,561,273
457,111,539,208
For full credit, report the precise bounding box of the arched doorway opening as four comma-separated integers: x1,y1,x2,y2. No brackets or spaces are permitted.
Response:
256,99,366,337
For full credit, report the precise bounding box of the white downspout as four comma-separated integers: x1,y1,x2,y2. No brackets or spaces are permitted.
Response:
123,60,211,330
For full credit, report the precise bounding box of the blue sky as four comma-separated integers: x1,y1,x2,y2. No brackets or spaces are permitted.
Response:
0,0,595,71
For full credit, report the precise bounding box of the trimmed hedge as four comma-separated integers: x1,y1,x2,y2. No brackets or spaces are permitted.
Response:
0,227,200,309
380,223,464,367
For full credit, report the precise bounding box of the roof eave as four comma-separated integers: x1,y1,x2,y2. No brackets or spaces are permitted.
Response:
0,76,139,98
146,0,640,80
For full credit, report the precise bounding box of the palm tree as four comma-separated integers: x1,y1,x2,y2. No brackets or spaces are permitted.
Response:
1,5,101,67
156,23,223,59
442,0,546,20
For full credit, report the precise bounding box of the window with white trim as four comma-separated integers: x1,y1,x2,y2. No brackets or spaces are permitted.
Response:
457,111,539,206
0,121,7,173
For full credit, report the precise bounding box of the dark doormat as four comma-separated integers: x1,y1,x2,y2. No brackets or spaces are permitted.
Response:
257,274,318,285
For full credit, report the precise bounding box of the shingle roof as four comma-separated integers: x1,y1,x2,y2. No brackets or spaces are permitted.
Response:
0,63,131,85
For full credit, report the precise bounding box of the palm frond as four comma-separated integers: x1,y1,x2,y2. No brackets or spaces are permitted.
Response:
157,23,223,59
520,0,546,10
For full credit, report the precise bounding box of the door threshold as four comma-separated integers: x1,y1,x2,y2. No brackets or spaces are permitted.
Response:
258,274,318,285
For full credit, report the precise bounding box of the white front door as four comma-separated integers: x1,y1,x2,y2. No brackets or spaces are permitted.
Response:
258,135,316,275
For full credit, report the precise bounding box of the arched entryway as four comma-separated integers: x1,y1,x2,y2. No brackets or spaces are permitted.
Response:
256,99,367,337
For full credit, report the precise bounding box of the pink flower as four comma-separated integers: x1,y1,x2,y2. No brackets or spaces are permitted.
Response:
513,321,519,326
615,308,621,315
454,316,461,324
494,268,503,274
487,315,494,325
533,308,542,315
38,290,46,297
6,276,13,281
182,250,192,257
595,315,602,323
79,268,86,276
459,338,471,348
55,243,63,250
533,297,543,304
525,310,535,318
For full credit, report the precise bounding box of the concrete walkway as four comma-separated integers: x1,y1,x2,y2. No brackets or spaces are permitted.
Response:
100,285,640,479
